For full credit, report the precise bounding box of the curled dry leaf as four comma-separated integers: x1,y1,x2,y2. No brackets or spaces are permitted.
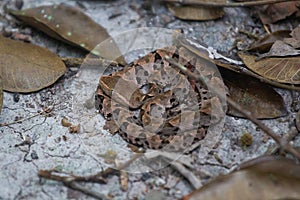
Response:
284,27,300,48
0,36,66,92
61,117,71,127
258,1,300,24
257,40,300,60
183,156,300,200
10,4,126,64
221,68,286,119
238,52,300,84
167,3,224,20
247,30,291,53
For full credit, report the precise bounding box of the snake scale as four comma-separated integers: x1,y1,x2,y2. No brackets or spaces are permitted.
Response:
95,45,225,152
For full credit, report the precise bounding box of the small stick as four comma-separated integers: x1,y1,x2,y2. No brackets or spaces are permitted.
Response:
38,153,143,199
169,160,202,189
0,106,53,127
64,182,110,200
164,55,300,160
61,57,119,68
263,24,271,35
162,0,298,7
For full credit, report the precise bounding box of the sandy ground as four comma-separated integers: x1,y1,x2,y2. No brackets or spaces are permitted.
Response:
0,0,299,199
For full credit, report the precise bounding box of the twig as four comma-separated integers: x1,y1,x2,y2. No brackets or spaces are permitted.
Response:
65,182,111,200
162,0,298,7
239,30,260,40
38,170,110,199
38,153,143,199
115,153,143,170
61,57,119,68
168,159,202,189
0,106,53,127
164,56,300,160
263,24,271,34
267,125,299,155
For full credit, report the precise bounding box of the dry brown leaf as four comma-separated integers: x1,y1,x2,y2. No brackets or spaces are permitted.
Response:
258,1,300,24
248,30,291,53
167,0,225,21
61,117,72,127
183,156,300,200
284,27,300,48
10,4,126,64
221,68,286,119
257,40,300,59
238,52,300,84
0,36,66,92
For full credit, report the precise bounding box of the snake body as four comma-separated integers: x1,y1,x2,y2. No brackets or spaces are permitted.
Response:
96,46,224,152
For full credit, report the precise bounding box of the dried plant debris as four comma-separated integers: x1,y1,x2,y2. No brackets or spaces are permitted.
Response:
69,124,80,133
10,4,126,64
238,52,300,84
167,3,224,20
0,36,66,92
239,132,252,147
183,156,300,200
258,1,300,24
283,27,300,48
247,30,291,53
257,40,300,59
61,117,72,127
221,68,286,119
240,27,300,85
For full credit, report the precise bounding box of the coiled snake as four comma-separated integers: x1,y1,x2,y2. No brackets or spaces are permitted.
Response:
95,45,225,152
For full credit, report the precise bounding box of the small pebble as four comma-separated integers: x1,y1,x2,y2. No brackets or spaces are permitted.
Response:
13,93,20,102
31,150,38,160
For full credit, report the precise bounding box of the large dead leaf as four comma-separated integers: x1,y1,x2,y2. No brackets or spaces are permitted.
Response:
167,4,224,20
183,156,300,200
258,1,300,24
238,52,300,84
10,4,126,64
221,68,286,119
0,36,66,92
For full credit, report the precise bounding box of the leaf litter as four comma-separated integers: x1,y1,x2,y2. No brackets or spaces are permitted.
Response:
10,4,126,64
0,36,66,92
183,156,300,200
221,68,287,119
1,1,300,200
